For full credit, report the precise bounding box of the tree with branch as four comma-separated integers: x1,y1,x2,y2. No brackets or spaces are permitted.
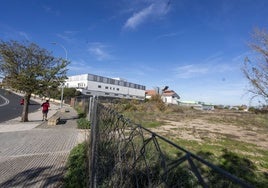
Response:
0,40,69,122
243,28,268,104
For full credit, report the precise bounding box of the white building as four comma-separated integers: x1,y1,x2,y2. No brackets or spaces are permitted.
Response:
178,100,214,110
65,74,146,100
145,89,180,105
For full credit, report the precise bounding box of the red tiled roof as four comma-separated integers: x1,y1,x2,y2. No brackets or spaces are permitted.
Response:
162,90,175,96
145,89,179,98
145,90,157,95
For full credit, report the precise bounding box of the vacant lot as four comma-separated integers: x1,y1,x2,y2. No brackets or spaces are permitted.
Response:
114,100,268,186
152,110,268,150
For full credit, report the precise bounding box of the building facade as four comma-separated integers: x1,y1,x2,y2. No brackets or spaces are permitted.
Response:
65,74,146,100
145,89,180,105
178,101,214,110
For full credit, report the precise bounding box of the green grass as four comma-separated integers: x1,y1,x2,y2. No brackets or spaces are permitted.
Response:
142,121,163,128
75,106,86,118
77,118,91,129
64,142,89,188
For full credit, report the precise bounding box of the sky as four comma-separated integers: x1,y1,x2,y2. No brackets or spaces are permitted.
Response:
0,0,268,106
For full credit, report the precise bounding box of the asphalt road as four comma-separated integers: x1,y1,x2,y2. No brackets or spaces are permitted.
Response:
0,89,40,123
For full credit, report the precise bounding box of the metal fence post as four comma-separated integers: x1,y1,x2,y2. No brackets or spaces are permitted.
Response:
89,96,98,188
88,97,93,121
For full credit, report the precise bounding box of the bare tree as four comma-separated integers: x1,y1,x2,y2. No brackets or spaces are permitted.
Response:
0,40,69,122
243,28,268,104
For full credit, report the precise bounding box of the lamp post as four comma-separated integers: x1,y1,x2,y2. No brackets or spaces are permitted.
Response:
51,42,68,108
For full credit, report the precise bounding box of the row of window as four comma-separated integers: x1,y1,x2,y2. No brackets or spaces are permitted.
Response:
89,74,145,90
67,74,146,90
98,85,120,91
68,75,88,81
86,91,140,99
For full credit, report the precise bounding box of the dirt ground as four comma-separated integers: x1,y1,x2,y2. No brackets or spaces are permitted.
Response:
150,110,268,150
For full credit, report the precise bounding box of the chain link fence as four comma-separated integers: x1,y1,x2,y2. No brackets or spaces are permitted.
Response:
87,96,252,188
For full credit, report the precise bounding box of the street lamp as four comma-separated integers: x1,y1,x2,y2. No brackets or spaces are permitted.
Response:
51,42,68,108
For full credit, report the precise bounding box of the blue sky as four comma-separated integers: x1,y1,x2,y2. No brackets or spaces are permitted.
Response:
1,0,268,106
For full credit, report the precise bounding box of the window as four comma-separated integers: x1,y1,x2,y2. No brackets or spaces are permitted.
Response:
116,88,119,91
105,86,108,89
78,83,85,88
98,85,101,88
88,74,94,81
105,93,110,95
93,75,97,81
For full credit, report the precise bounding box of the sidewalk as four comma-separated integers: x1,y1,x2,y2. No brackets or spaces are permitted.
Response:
0,95,89,187
0,97,59,132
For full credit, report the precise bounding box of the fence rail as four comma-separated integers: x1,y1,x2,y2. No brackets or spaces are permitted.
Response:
88,97,253,188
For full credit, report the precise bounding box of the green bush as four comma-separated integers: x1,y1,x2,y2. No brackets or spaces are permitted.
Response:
77,118,91,129
64,142,89,188
75,107,86,118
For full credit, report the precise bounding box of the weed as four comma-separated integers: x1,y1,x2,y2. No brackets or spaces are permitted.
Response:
77,118,91,129
64,142,89,187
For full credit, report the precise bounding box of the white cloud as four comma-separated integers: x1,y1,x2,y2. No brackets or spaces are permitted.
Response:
56,30,78,43
124,0,171,29
42,5,60,16
0,24,31,41
124,5,153,29
174,52,242,79
175,64,209,78
18,31,30,40
88,42,112,61
155,31,183,40
67,59,92,75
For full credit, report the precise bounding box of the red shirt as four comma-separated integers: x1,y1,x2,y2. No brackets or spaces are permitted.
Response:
41,102,50,111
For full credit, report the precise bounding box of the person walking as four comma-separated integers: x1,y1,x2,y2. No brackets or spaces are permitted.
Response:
20,98,24,105
41,100,50,121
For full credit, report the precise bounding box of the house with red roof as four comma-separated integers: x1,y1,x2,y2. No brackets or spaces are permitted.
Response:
145,89,180,105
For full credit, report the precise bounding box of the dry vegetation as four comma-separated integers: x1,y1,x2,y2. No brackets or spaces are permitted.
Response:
110,98,268,186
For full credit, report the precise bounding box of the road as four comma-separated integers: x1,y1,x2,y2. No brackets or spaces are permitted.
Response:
0,89,40,123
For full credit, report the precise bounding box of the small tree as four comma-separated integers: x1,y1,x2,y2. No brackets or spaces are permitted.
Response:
0,40,69,122
243,28,268,104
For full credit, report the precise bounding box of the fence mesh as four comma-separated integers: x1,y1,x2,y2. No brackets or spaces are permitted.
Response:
89,97,252,188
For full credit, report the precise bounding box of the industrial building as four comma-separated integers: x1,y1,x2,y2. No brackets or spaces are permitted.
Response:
65,74,146,100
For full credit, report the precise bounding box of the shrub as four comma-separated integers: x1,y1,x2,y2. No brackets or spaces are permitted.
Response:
77,118,91,129
75,107,86,118
64,142,89,187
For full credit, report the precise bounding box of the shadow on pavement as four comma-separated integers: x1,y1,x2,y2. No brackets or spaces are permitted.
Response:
0,166,65,187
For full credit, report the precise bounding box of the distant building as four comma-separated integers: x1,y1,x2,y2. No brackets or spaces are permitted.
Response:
145,89,180,105
65,74,146,100
178,100,214,110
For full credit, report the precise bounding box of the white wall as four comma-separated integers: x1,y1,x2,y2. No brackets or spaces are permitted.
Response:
162,96,179,105
65,74,145,99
